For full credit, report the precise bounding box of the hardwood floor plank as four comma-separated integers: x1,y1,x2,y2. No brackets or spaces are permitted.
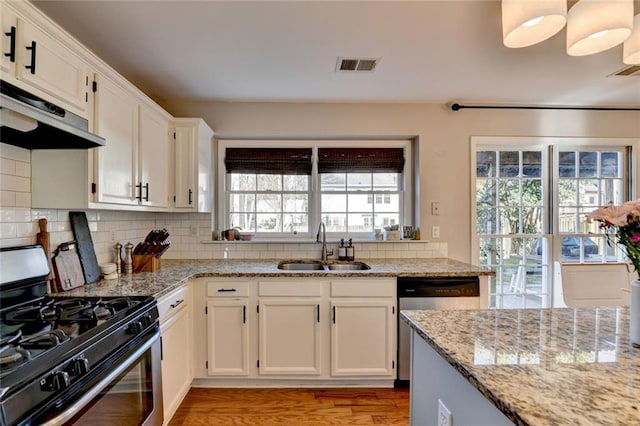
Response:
169,387,409,426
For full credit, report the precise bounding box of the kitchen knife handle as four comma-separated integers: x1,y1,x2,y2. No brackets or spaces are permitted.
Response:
4,26,16,62
144,183,149,202
188,189,193,205
135,182,143,201
25,41,36,74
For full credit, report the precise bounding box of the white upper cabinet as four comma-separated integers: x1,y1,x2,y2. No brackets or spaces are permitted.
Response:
1,4,90,118
139,104,170,208
173,118,214,212
93,73,139,206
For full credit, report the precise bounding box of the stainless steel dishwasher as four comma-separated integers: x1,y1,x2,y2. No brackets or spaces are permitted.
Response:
396,276,480,386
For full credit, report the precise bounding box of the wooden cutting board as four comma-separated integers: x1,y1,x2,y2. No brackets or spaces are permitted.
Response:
52,242,85,291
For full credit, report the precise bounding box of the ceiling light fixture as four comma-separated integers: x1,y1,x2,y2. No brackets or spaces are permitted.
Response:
502,0,567,48
502,0,639,65
623,14,640,64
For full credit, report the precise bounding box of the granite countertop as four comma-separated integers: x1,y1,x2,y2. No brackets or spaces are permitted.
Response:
53,258,492,299
402,308,640,426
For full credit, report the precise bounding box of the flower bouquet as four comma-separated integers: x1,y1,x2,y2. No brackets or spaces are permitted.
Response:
586,199,640,279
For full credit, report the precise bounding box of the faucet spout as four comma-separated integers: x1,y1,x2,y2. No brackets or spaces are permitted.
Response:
316,222,334,261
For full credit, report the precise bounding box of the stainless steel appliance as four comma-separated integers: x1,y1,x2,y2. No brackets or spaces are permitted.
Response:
0,245,162,425
396,276,480,386
0,80,105,149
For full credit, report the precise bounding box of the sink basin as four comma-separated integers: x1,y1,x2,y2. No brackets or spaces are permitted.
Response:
326,262,371,271
277,261,325,270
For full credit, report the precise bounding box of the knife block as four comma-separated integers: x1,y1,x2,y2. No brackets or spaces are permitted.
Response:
132,255,161,273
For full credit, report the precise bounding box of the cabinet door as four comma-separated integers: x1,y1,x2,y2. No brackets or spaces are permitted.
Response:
207,300,250,376
174,125,196,208
161,302,192,424
17,18,89,116
1,7,18,76
258,299,322,375
93,74,138,205
331,300,395,377
139,104,169,208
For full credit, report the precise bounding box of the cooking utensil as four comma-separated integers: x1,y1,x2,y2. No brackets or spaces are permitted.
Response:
52,241,84,291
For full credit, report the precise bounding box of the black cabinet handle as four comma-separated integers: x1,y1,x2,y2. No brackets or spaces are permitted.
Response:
135,182,142,201
25,41,36,74
4,26,16,62
144,183,149,201
188,189,193,205
217,288,236,293
170,299,184,309
332,305,336,324
243,305,247,324
316,304,320,323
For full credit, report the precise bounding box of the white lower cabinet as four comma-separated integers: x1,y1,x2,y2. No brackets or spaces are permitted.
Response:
158,284,192,425
195,277,397,384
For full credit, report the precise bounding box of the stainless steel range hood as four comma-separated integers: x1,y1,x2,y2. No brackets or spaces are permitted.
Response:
0,80,105,149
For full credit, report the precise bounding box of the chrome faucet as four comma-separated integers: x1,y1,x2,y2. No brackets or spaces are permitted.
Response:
316,222,334,261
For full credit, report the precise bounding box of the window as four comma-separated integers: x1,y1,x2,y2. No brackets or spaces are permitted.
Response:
472,137,637,310
218,141,412,238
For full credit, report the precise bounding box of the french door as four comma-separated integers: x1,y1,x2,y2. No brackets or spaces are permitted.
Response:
473,138,632,309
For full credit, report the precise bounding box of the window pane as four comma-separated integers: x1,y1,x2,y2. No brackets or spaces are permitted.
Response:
322,194,346,212
578,152,597,178
374,213,399,229
499,152,519,177
257,174,281,191
477,151,496,178
559,152,575,177
322,214,346,232
348,213,372,232
284,214,307,233
601,152,620,178
229,194,255,213
230,174,256,191
372,173,400,190
347,193,370,211
376,194,400,212
283,175,309,191
522,151,541,177
283,194,308,212
256,194,281,212
347,173,372,190
320,173,346,191
257,214,280,232
558,180,577,206
522,180,542,207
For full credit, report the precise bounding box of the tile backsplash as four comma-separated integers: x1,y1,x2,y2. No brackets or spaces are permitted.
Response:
0,143,447,264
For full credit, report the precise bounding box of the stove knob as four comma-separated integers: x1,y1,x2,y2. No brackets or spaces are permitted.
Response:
40,371,70,392
141,313,153,326
67,358,90,376
126,321,143,335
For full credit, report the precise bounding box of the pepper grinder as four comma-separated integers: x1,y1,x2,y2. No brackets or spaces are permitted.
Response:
114,242,122,275
124,242,134,274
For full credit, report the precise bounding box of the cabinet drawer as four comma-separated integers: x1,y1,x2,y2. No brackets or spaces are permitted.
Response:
258,280,326,297
331,279,396,297
207,281,251,297
157,285,190,322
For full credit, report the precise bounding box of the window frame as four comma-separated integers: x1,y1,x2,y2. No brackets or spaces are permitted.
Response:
217,139,413,240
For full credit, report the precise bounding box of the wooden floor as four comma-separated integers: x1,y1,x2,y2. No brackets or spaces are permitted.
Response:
168,388,410,426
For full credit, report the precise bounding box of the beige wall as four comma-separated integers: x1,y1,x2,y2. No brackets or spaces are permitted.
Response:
164,100,640,263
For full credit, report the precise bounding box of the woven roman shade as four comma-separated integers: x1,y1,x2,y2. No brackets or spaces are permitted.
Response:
318,148,405,173
225,148,312,175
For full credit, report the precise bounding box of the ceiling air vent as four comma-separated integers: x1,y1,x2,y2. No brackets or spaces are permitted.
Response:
610,65,640,77
336,57,379,72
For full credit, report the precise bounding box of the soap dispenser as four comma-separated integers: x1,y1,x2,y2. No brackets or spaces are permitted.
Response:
338,239,347,261
346,238,355,261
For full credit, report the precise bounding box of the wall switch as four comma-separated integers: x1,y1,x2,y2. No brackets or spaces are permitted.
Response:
431,202,441,216
432,225,440,239
438,399,452,426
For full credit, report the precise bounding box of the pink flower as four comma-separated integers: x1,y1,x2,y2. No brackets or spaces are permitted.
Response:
587,199,640,227
630,235,640,243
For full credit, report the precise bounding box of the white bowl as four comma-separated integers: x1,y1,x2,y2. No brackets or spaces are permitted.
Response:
100,263,117,275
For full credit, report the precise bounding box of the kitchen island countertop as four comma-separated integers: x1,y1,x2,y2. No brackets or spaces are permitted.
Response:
402,308,640,426
52,258,492,299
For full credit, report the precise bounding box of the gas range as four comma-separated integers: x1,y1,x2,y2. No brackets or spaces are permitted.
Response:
0,245,162,426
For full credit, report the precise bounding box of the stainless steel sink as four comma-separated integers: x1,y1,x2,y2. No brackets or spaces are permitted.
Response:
326,262,371,271
277,260,325,270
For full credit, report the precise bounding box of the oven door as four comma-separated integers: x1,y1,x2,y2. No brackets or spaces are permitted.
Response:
36,331,163,426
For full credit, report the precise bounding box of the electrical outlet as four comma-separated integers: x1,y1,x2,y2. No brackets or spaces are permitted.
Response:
432,225,440,239
438,399,452,426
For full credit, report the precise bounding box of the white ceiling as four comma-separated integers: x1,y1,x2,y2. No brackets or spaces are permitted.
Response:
33,0,640,107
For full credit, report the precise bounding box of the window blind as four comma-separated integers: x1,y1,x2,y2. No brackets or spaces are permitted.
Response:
225,148,313,175
318,148,405,173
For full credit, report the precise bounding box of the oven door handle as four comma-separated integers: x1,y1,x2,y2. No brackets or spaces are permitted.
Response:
40,331,159,426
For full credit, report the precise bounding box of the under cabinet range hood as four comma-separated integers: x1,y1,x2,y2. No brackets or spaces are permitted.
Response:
0,80,105,149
